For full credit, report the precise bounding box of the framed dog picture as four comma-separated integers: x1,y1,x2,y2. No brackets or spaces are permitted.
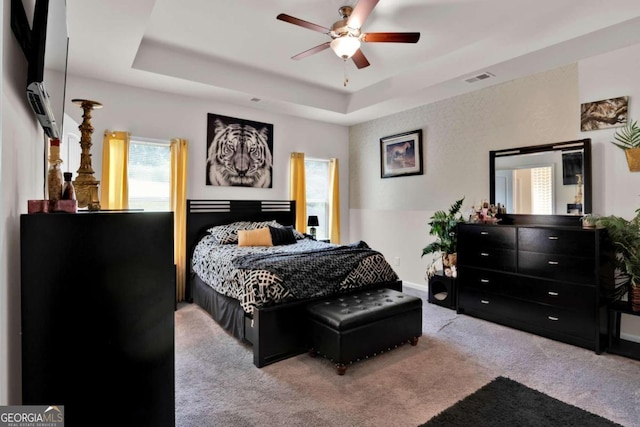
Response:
206,113,274,188
380,129,423,178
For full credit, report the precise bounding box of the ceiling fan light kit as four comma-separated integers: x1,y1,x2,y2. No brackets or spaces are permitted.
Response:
277,0,420,84
330,36,361,59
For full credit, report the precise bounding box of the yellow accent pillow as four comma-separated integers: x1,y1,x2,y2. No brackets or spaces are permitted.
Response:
238,227,273,247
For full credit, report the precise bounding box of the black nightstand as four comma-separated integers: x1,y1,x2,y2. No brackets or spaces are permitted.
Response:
607,301,640,361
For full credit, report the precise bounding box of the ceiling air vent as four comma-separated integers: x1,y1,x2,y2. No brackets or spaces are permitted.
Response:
464,72,495,84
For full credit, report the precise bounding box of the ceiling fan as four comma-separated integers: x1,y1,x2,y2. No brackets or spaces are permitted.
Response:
276,0,420,70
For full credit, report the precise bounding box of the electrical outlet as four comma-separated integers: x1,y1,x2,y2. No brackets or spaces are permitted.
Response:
394,257,400,266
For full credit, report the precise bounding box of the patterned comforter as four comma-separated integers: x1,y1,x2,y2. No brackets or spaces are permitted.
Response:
191,236,399,314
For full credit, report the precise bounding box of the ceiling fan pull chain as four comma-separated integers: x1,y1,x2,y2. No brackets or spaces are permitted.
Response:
343,59,349,87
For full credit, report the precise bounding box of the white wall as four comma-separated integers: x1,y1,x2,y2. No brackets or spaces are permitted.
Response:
1,0,48,404
579,44,640,218
578,43,640,340
63,76,351,239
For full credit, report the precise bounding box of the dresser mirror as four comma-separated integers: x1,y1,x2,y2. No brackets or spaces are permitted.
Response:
490,139,592,216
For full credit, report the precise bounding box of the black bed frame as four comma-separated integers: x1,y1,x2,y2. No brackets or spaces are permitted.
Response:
186,199,402,368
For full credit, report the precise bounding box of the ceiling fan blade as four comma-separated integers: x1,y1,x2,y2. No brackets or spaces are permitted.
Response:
277,14,329,34
347,0,380,29
291,42,331,60
362,32,421,43
351,49,370,69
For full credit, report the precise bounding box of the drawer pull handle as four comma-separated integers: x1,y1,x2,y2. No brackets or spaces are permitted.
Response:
548,236,559,240
480,252,490,257
480,231,489,235
548,261,559,265
480,300,490,304
480,279,490,283
548,291,559,296
548,316,559,321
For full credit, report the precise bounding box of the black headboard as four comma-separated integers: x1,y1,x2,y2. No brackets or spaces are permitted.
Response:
185,199,296,300
186,199,296,255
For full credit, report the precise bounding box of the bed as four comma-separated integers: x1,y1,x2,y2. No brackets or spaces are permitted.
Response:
186,199,402,367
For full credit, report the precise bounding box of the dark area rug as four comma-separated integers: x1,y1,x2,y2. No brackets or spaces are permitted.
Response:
421,376,623,427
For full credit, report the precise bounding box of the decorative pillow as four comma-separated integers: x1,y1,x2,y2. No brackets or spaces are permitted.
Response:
268,225,297,246
282,225,306,240
208,220,279,244
238,228,273,247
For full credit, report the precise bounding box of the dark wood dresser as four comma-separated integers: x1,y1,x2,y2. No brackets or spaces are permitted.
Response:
20,211,175,426
457,222,613,353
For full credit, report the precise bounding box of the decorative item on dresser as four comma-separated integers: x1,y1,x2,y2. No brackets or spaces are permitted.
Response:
71,98,103,210
456,216,614,353
20,211,175,426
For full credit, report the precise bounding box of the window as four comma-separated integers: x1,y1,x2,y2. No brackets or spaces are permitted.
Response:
531,166,553,215
128,138,171,211
305,158,330,239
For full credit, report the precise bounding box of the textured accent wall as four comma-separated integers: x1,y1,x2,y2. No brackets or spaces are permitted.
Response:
350,65,579,212
348,65,579,288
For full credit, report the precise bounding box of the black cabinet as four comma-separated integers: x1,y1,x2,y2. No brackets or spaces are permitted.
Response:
607,301,640,360
457,223,613,353
428,273,457,309
21,212,175,427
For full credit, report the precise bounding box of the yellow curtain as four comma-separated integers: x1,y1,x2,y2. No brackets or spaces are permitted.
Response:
329,158,341,244
170,138,189,302
289,152,307,233
100,130,130,210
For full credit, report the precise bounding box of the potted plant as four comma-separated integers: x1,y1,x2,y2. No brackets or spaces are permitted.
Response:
597,209,640,311
580,213,600,228
611,120,640,172
422,197,465,279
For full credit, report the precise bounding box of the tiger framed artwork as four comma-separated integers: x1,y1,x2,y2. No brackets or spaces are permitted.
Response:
206,113,274,188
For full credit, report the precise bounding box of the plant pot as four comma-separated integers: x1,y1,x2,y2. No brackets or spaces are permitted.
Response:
624,147,640,172
631,285,640,312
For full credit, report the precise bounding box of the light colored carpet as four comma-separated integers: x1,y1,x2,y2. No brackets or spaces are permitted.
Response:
175,287,640,427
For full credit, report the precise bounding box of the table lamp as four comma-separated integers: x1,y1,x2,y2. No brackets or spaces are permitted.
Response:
307,215,319,238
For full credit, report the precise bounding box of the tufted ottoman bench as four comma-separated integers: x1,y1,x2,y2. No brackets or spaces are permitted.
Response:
306,288,423,375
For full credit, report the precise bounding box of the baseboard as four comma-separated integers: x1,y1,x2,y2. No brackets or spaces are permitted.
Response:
402,281,428,292
620,332,640,344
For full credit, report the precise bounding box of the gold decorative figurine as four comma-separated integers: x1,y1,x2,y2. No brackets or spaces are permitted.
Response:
72,99,103,210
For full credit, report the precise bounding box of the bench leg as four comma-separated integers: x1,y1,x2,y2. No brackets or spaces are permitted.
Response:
336,364,347,375
410,337,419,346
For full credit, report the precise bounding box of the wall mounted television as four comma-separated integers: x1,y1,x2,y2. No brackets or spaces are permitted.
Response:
11,0,69,140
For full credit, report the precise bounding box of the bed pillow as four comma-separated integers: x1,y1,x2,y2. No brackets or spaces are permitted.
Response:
238,227,273,247
208,220,279,244
280,225,306,240
268,225,297,246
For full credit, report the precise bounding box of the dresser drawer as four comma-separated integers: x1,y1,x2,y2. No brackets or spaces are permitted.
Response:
458,289,523,320
458,267,514,295
459,247,516,271
459,290,595,340
518,251,595,284
515,276,595,312
458,224,516,249
518,228,595,257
